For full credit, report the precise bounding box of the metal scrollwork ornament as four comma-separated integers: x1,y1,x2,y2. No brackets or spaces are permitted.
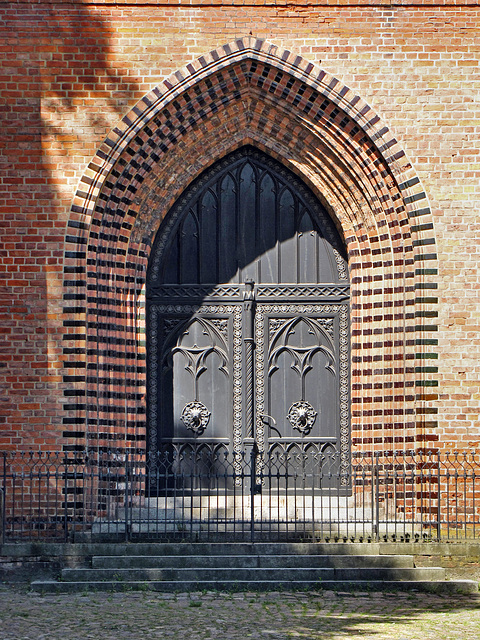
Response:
181,401,211,435
287,401,317,436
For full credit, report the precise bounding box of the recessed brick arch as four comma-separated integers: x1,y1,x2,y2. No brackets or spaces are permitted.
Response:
63,37,437,456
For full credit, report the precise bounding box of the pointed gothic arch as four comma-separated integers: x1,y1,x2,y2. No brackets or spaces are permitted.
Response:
62,38,437,457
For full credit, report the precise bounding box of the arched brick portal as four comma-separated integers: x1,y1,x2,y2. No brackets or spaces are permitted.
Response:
63,38,437,457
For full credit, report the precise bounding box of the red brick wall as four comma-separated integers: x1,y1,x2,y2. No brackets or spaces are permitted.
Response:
1,1,479,455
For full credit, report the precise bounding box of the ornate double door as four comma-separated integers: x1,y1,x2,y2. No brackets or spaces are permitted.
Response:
146,147,350,483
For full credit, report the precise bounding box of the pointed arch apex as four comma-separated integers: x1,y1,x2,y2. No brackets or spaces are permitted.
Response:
72,36,428,232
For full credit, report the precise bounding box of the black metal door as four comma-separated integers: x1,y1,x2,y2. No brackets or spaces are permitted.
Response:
146,147,350,481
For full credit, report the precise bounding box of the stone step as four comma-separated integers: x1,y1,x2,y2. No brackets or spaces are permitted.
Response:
66,542,415,556
31,578,479,595
60,566,446,583
124,495,352,512
90,515,360,535
88,522,391,538
27,542,479,595
92,553,415,570
115,506,354,521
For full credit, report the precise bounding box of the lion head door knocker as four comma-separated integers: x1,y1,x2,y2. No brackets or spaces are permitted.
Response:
180,400,211,435
287,400,317,436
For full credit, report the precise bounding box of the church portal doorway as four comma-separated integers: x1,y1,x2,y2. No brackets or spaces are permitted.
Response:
146,147,350,493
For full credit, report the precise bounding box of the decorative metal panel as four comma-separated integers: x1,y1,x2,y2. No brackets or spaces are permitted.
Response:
254,303,350,480
148,304,242,452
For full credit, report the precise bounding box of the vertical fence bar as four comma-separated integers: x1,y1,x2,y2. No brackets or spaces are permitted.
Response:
436,452,441,541
63,455,69,542
310,451,315,541
26,466,31,539
394,451,398,539
418,451,424,539
124,449,129,542
374,452,380,542
454,454,459,540
1,452,6,544
351,456,356,541
250,443,258,543
424,452,430,540
473,454,477,540
72,456,79,541
189,448,194,539
88,454,95,541
11,470,16,540
462,453,467,539
445,453,450,540
36,457,42,540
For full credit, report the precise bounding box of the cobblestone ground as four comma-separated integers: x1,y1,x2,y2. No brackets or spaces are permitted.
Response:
1,586,480,640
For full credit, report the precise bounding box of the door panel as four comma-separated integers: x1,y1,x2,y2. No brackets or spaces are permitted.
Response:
254,302,349,462
149,306,240,450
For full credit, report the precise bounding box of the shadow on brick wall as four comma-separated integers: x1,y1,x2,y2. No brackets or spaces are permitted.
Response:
0,4,140,450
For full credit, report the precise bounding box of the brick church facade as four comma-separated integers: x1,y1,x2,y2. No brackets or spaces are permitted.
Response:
1,2,479,475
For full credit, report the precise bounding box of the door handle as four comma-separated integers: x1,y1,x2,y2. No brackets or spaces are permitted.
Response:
259,414,282,438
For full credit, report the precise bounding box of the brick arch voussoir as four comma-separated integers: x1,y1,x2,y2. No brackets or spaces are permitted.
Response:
70,39,429,244
63,38,437,453
96,91,401,277
81,63,412,269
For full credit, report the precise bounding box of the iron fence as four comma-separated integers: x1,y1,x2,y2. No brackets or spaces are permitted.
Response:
1,446,479,543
